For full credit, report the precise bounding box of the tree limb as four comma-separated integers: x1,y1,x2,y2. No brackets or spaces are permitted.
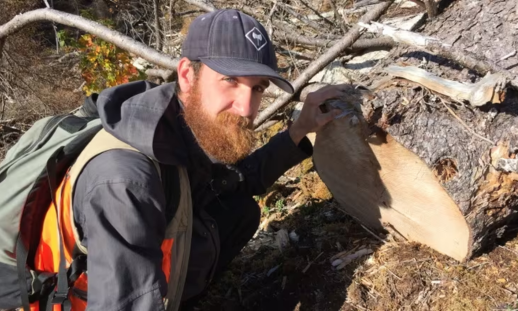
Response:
254,1,395,128
184,0,216,12
153,0,163,51
0,8,179,70
274,26,395,50
277,2,322,31
298,0,335,27
0,38,5,62
386,65,508,107
424,0,438,17
145,68,175,81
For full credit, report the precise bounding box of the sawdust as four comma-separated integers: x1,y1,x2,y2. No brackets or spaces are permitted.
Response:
347,236,518,311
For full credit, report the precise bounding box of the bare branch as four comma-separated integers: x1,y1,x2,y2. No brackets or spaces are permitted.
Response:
424,0,438,17
254,1,395,128
0,38,5,62
298,0,334,26
407,0,427,9
169,0,176,31
0,8,179,70
274,26,395,50
277,2,322,31
386,65,507,107
145,68,175,81
184,0,216,12
354,0,385,8
153,0,163,51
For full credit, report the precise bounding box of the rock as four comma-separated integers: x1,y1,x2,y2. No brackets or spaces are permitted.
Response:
289,230,300,243
132,57,153,71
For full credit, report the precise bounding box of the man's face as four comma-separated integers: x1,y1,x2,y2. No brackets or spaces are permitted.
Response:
181,63,270,164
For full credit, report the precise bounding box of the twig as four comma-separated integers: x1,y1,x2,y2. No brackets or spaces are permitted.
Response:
439,99,495,145
274,24,395,49
254,1,395,127
298,0,334,27
276,1,322,31
499,50,517,62
302,251,324,273
184,0,216,12
266,0,278,38
360,224,387,244
354,0,385,8
499,245,518,256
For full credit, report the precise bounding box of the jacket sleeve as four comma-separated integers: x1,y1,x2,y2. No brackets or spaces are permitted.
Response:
73,150,168,311
236,129,313,195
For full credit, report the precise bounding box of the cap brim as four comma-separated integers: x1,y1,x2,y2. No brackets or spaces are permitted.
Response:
199,58,294,94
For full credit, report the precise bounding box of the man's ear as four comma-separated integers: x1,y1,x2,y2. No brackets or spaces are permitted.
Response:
177,57,195,95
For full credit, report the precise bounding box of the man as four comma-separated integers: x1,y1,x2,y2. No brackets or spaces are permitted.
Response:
70,8,343,310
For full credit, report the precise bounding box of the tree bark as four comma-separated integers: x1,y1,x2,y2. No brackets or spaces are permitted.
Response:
0,8,179,70
254,1,395,128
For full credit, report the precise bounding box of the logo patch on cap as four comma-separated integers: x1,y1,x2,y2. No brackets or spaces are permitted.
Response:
245,27,267,51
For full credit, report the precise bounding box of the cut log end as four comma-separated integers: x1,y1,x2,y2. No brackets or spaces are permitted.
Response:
314,115,474,261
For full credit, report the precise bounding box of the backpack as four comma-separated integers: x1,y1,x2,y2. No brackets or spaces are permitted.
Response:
0,94,193,311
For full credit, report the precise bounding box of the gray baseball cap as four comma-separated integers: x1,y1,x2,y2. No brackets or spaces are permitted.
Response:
181,9,294,94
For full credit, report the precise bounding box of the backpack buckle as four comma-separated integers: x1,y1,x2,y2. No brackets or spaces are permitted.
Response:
51,290,69,304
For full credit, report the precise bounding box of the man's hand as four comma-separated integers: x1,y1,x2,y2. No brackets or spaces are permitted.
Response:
289,84,346,145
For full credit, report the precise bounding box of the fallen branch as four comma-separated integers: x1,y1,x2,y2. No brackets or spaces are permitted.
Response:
298,0,334,27
145,69,175,81
385,65,508,107
359,21,518,87
274,26,395,49
184,0,217,12
277,2,322,31
254,1,395,128
0,38,5,61
424,0,438,17
0,8,179,70
354,0,386,8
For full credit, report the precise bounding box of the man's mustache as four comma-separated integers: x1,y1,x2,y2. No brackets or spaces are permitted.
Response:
217,112,253,129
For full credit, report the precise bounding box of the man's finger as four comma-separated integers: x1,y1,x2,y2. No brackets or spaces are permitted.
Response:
317,109,342,126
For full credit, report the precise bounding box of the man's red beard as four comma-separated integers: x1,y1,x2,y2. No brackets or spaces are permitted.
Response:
182,81,255,164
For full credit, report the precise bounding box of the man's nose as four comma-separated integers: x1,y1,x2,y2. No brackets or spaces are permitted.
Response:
233,89,254,118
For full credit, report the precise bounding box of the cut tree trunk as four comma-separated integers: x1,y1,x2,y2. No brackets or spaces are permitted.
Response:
313,80,518,261
312,0,518,262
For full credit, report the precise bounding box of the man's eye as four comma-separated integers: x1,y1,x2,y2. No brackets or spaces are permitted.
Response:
224,77,237,83
254,86,265,93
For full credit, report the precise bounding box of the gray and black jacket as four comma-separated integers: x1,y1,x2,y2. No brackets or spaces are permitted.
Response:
72,80,313,310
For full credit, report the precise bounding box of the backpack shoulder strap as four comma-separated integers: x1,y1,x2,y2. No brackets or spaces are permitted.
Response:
67,128,162,254
68,128,160,188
